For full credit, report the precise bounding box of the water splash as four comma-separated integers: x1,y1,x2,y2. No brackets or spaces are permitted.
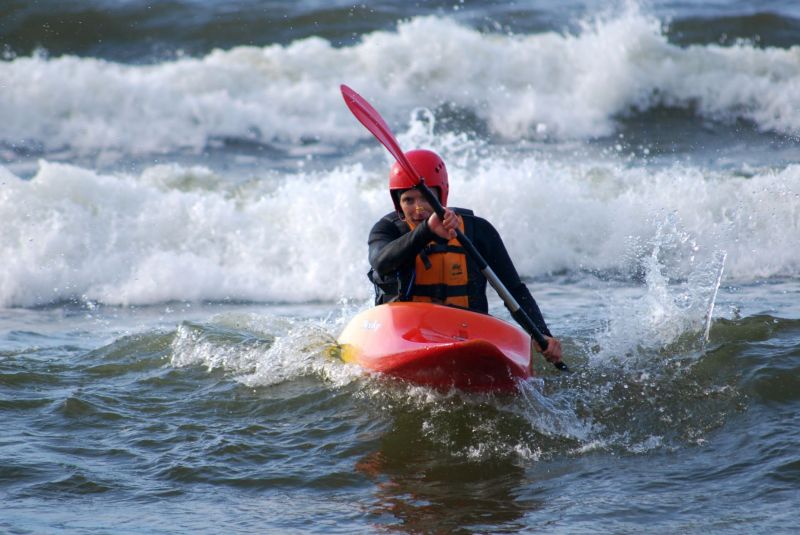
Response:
703,251,727,344
591,212,730,366
169,312,361,388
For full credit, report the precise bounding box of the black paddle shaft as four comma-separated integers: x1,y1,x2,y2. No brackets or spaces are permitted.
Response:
414,179,569,373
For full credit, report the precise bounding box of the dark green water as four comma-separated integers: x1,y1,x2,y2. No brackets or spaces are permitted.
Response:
2,281,799,533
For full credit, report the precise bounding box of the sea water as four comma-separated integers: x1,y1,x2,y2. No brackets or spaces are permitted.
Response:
1,1,799,533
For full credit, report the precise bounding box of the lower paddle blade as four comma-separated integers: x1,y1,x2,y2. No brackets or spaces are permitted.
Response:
554,361,571,373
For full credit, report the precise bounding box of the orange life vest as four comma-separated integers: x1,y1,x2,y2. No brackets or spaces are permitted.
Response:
407,217,470,308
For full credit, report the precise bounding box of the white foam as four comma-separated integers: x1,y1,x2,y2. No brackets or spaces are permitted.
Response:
0,160,381,306
1,153,798,307
1,7,799,156
169,311,363,388
454,157,800,282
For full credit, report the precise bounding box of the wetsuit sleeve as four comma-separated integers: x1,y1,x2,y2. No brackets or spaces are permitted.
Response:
368,216,436,275
473,217,553,337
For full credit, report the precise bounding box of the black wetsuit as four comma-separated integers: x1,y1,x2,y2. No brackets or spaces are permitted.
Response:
367,209,552,337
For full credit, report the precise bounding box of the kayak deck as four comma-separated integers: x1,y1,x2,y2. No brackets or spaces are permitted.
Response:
337,302,532,392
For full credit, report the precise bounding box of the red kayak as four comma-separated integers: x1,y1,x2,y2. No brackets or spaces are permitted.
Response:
336,302,532,392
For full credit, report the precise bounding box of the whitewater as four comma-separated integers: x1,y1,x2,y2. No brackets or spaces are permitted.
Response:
1,9,799,307
1,151,798,307
2,2,800,533
3,13,800,155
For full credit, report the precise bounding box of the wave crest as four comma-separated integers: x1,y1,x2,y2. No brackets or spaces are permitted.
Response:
2,8,799,159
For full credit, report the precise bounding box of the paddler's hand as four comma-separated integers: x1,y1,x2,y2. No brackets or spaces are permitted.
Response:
535,336,563,364
428,208,458,240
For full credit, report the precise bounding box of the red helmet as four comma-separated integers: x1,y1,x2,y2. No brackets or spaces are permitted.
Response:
389,149,448,210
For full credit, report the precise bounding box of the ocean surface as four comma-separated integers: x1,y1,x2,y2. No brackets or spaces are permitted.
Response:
2,0,799,532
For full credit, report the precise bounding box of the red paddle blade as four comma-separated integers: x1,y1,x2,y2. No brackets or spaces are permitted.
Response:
340,84,420,184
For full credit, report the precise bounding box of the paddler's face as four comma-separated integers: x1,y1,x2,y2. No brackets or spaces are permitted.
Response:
399,189,433,224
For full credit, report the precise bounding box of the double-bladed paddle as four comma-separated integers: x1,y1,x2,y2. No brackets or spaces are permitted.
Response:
341,84,569,372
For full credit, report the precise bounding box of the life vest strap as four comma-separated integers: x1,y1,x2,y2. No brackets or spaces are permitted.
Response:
419,250,433,270
422,243,467,255
412,283,470,300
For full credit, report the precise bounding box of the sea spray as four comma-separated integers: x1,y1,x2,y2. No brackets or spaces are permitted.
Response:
514,378,594,444
589,212,730,366
704,252,727,343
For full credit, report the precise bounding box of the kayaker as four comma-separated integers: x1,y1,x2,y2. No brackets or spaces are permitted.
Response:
367,149,563,365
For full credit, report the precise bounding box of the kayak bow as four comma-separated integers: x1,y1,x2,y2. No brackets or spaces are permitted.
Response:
337,302,532,392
